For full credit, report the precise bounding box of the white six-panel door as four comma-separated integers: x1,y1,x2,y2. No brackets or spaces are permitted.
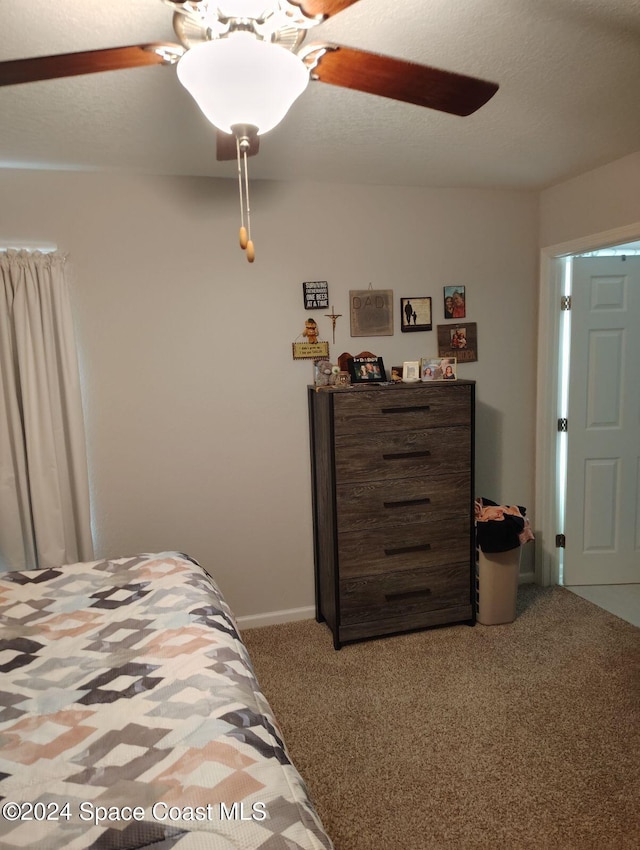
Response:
564,256,640,585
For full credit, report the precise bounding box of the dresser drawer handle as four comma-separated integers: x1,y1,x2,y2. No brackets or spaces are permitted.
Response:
382,405,431,414
383,497,431,509
384,543,431,556
385,587,432,602
382,450,431,461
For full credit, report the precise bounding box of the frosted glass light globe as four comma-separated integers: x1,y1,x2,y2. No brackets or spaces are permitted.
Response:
177,33,310,135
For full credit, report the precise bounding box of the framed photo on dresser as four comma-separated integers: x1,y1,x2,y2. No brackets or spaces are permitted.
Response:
420,357,457,380
402,361,421,382
348,356,387,383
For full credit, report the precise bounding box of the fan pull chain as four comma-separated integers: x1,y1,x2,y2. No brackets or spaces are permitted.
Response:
243,147,255,263
236,136,248,251
235,134,255,263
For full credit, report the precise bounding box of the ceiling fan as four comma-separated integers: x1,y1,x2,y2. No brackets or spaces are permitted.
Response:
0,0,499,261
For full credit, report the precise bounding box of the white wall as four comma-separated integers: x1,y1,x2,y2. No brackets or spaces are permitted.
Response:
0,169,538,617
539,151,640,248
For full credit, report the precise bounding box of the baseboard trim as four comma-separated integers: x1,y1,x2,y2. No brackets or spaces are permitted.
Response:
237,606,316,630
238,577,535,630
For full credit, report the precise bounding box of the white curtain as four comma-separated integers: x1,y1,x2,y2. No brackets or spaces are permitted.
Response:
0,249,93,572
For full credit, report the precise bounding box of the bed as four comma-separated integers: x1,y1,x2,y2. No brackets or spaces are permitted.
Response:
0,552,333,850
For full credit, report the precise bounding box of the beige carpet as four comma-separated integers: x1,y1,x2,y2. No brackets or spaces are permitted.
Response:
242,586,640,850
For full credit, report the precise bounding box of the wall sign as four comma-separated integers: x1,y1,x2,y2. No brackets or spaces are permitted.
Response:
349,288,394,337
292,316,330,359
303,281,329,310
292,341,330,360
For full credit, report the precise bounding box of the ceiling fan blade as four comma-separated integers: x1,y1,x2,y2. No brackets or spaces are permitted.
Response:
216,130,260,162
0,43,183,87
307,44,498,116
298,0,362,19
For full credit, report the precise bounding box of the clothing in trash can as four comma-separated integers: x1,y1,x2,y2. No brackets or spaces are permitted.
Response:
475,497,534,553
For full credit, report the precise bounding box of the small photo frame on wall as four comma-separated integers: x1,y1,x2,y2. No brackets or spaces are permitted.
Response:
437,322,477,362
401,297,432,332
348,356,387,383
443,286,466,319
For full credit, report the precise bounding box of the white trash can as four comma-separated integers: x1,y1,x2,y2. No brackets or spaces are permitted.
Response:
476,546,521,625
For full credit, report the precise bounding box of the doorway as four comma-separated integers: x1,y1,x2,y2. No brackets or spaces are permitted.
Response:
563,253,640,585
535,225,640,627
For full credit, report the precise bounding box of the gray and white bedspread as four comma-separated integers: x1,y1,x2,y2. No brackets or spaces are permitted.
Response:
0,552,333,850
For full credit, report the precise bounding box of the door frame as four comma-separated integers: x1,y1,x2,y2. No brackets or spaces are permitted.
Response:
534,221,640,586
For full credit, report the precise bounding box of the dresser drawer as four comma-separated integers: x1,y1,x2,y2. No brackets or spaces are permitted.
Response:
338,517,471,578
335,425,470,483
339,562,470,625
336,471,471,532
333,384,471,435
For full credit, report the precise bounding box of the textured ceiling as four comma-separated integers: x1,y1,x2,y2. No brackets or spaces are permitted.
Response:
2,0,640,190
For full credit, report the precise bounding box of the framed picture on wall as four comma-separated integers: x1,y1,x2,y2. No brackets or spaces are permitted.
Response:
443,286,466,319
400,297,432,332
437,322,478,362
349,289,394,336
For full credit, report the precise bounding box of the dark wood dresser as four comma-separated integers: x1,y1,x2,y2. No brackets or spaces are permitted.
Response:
307,380,475,648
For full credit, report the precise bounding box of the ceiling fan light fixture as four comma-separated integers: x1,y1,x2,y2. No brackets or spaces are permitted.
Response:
177,33,309,135
216,1,277,18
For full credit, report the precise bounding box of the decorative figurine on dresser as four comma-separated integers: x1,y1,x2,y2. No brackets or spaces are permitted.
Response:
307,380,476,648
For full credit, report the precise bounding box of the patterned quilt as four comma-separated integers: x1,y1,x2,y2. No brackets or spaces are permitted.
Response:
0,553,333,850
